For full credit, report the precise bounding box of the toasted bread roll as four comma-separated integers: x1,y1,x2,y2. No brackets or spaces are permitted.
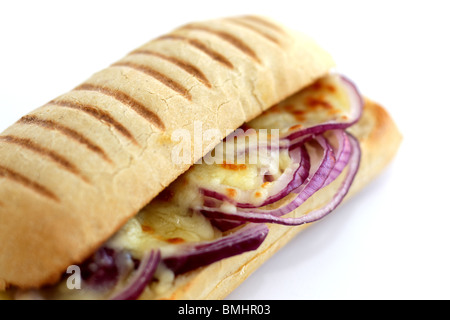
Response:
0,16,334,289
137,98,402,299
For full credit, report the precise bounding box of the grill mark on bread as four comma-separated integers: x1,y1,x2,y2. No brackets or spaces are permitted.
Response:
18,115,112,164
0,135,89,183
49,100,139,146
240,16,286,34
74,84,165,131
0,165,59,202
157,35,234,69
226,18,281,45
181,25,261,64
129,50,212,88
111,61,192,100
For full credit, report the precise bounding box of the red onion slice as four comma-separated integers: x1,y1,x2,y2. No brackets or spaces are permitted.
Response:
200,144,310,209
162,223,269,275
199,75,363,214
267,133,360,226
79,247,125,289
322,130,352,187
110,250,161,300
239,145,311,208
200,133,336,218
199,131,360,226
210,218,245,232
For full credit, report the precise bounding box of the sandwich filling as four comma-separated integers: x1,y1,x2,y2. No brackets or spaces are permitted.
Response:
10,74,363,300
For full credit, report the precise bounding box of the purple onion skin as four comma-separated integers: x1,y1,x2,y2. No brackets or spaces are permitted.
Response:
163,224,269,275
210,218,245,232
79,247,120,289
110,250,161,301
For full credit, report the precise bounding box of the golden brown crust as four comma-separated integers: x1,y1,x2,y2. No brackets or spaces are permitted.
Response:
0,16,334,289
137,98,402,300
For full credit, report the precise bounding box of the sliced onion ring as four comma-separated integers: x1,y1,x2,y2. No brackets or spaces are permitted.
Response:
198,132,336,219
199,132,360,226
200,144,310,209
162,223,269,275
110,250,161,300
322,130,352,187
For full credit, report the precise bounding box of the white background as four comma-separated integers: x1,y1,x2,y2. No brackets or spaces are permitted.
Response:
0,1,449,300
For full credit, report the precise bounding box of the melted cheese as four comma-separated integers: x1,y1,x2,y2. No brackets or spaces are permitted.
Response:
107,177,221,259
249,74,351,133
